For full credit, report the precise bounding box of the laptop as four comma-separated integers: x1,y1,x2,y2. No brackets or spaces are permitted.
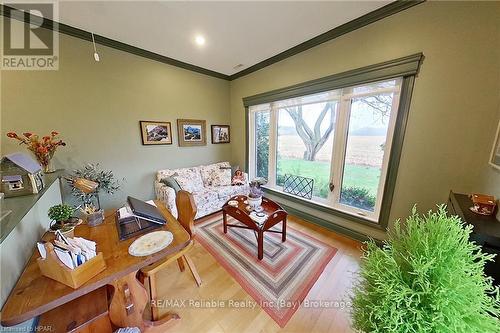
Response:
127,196,166,225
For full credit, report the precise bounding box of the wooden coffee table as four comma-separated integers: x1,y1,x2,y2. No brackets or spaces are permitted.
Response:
222,196,287,260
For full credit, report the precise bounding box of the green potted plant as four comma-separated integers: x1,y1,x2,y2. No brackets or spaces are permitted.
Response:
48,204,79,237
352,206,500,332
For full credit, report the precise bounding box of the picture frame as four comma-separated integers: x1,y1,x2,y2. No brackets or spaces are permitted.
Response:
489,120,500,170
211,125,230,144
177,119,206,147
140,121,172,145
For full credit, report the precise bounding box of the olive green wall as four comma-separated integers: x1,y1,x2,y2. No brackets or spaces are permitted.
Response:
229,2,500,239
1,18,231,208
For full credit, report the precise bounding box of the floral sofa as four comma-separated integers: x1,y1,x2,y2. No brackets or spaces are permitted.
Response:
154,162,249,219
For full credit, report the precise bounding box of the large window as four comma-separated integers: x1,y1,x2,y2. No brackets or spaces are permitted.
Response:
248,79,402,222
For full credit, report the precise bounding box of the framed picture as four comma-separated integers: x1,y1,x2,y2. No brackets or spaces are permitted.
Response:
489,120,500,170
211,125,230,144
140,121,172,145
177,119,206,147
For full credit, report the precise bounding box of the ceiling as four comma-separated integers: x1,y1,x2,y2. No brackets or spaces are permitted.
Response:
52,1,391,76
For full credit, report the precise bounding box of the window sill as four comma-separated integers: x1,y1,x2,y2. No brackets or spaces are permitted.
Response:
262,186,386,230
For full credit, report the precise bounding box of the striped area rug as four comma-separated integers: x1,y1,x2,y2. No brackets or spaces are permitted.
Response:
195,217,337,327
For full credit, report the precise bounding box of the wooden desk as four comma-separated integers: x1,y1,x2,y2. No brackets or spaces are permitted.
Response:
1,201,191,332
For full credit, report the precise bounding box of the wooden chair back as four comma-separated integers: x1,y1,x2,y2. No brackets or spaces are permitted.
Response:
175,190,197,236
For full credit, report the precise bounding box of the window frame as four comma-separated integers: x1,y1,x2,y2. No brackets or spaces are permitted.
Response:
248,80,402,222
244,54,423,229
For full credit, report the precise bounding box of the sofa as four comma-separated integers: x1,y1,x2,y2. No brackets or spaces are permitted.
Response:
154,162,249,219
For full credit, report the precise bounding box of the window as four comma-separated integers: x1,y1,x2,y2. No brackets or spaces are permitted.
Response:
248,78,402,222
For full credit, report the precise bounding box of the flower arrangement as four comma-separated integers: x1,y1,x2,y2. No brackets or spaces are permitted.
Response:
249,178,267,198
352,206,500,333
6,131,66,173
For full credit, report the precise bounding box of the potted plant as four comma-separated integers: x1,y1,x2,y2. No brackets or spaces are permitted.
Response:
68,163,121,226
48,204,80,237
6,131,66,173
248,178,267,209
352,206,500,332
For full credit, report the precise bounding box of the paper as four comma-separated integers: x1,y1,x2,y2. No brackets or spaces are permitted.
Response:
145,200,157,207
54,248,75,269
118,206,134,219
37,242,46,259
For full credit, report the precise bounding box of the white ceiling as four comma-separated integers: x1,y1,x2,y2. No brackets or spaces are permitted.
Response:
55,1,391,75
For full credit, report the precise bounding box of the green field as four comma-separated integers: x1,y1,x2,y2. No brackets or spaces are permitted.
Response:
277,158,381,199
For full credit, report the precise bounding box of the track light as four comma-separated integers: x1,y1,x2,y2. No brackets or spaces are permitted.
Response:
91,33,100,62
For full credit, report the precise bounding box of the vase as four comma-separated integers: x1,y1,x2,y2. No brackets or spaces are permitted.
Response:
41,159,55,173
248,196,262,209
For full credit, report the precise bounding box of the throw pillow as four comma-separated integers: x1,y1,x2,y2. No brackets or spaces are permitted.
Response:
160,176,181,193
200,162,230,186
210,168,232,186
173,175,199,193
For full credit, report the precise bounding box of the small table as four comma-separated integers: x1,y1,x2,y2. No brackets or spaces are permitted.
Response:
222,196,287,260
1,201,191,332
448,191,500,284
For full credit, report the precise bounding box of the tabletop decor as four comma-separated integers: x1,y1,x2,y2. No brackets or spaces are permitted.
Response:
128,230,174,257
177,119,206,147
351,206,500,333
80,204,105,227
6,131,66,173
140,121,172,145
47,204,80,236
248,177,266,209
67,163,121,225
211,125,230,144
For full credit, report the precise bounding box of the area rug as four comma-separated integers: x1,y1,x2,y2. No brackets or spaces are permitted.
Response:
195,217,337,327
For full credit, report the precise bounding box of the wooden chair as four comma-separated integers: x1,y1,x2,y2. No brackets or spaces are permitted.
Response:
140,190,202,320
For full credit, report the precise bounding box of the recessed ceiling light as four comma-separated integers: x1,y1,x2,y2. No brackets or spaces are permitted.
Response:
195,35,206,46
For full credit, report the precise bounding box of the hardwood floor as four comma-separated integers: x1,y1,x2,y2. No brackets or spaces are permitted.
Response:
152,213,363,333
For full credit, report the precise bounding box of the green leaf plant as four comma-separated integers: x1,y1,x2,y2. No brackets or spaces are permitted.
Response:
352,205,500,333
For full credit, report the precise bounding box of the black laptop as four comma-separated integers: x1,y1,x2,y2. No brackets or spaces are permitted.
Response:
127,196,167,225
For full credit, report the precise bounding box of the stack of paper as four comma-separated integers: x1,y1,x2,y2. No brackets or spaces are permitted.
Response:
37,231,98,269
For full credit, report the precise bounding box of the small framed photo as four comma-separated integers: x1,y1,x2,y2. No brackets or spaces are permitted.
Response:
177,119,206,147
211,125,230,144
140,121,172,145
489,120,500,170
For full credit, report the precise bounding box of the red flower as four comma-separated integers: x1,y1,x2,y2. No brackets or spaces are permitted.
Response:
51,131,59,136
42,136,50,141
6,132,18,138
23,132,33,138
